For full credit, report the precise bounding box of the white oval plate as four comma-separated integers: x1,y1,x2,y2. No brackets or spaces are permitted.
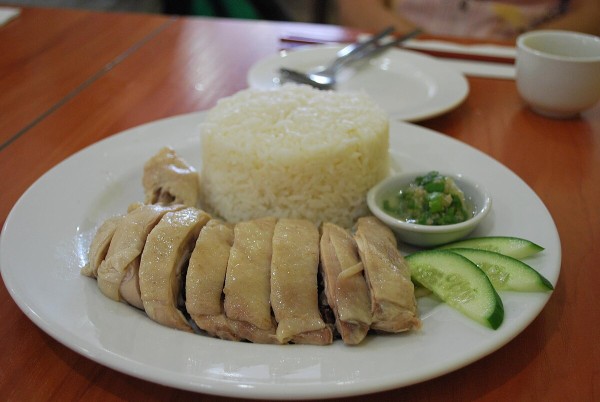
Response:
247,45,470,122
0,112,560,400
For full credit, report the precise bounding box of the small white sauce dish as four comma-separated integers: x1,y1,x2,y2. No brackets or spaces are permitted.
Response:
367,171,492,247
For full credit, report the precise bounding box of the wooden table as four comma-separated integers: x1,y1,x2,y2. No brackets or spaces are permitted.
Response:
1,6,598,402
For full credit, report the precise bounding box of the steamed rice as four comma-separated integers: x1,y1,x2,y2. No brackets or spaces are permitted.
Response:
200,84,389,228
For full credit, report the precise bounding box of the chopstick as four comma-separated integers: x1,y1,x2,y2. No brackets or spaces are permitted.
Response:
280,35,515,65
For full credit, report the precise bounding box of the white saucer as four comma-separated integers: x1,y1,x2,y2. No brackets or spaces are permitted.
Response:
247,44,470,122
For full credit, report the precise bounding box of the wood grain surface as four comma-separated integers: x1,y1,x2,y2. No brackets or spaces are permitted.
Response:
0,6,598,402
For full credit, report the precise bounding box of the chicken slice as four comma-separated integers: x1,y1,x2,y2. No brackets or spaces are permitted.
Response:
320,222,372,345
223,217,280,344
191,315,240,341
119,258,144,309
138,207,210,330
139,207,210,331
271,219,332,345
96,204,182,304
142,147,200,207
81,215,123,278
354,216,421,333
186,219,240,341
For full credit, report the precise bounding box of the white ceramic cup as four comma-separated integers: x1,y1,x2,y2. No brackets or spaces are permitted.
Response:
516,30,600,118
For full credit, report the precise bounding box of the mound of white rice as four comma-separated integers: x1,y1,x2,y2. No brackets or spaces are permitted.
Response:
200,84,389,228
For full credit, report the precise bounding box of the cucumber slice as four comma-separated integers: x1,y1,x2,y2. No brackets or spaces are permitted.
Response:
448,248,554,292
438,236,544,259
406,250,504,329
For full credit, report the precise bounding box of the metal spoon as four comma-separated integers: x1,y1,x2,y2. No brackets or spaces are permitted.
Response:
279,28,422,90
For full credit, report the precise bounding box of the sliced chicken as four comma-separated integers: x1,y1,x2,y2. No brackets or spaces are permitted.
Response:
320,222,372,345
186,219,241,341
139,207,210,332
354,216,421,333
271,219,333,345
142,147,200,207
81,215,123,278
223,217,280,344
96,204,182,305
191,315,240,341
119,259,144,309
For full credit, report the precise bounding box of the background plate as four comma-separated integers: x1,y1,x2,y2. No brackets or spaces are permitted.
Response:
247,45,470,122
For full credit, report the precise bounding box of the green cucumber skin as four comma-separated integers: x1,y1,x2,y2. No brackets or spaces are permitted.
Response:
438,236,544,259
448,248,554,292
406,250,504,330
